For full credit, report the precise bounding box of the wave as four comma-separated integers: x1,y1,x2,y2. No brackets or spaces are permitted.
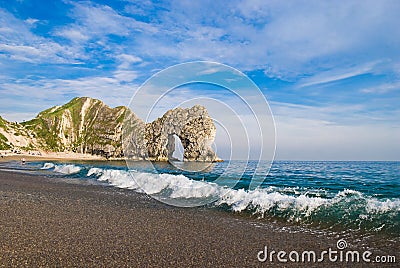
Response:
218,187,400,229
54,164,82,174
87,168,220,198
41,163,82,174
87,168,141,190
41,162,55,170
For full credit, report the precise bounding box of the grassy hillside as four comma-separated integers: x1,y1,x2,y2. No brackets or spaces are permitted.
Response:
0,116,7,130
1,97,142,158
21,97,132,156
22,97,87,151
0,132,11,150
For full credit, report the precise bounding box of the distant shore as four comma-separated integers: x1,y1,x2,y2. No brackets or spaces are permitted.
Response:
0,169,398,267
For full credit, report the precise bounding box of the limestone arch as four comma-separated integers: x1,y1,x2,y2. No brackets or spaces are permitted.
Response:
144,105,220,162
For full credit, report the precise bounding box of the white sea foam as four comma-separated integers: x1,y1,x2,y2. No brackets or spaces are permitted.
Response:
85,167,332,215
218,188,328,217
87,168,141,190
41,162,55,170
87,167,103,177
330,189,400,213
53,164,82,174
366,198,400,214
87,167,221,197
335,188,362,197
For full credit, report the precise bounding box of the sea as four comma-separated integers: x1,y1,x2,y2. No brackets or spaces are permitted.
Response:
1,160,399,241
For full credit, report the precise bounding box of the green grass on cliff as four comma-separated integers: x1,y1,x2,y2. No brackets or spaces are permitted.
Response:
0,116,7,130
14,97,130,154
33,97,84,128
21,97,90,151
0,132,11,150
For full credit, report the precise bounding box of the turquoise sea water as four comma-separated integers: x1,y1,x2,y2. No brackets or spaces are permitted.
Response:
1,160,399,237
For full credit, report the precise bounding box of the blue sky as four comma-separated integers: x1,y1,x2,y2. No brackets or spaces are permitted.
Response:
0,0,399,160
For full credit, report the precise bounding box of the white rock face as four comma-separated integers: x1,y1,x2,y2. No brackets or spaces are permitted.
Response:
0,118,37,150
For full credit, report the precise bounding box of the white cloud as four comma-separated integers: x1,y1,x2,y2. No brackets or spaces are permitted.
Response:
361,81,400,94
1,112,38,123
0,8,84,64
58,2,157,41
113,70,138,82
25,18,39,25
56,28,89,42
269,100,400,126
268,99,400,160
3,1,400,78
275,115,400,160
297,61,379,88
0,44,41,62
117,54,142,64
116,53,142,69
122,0,400,78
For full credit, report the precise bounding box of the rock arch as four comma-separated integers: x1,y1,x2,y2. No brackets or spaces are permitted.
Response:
144,105,220,162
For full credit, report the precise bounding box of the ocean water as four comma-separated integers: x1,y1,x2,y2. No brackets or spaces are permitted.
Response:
1,160,399,237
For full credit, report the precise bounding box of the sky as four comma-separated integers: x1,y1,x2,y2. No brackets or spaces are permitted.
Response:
0,0,399,160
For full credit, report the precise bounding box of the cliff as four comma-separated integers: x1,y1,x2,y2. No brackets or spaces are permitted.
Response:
0,97,220,161
0,115,37,151
19,97,144,158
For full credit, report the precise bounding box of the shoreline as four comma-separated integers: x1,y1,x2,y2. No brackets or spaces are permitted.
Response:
0,151,105,162
0,169,398,266
0,151,224,163
2,151,398,164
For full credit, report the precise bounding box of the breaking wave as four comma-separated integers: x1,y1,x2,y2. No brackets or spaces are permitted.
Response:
41,162,82,174
85,166,400,234
36,162,400,235
41,162,55,170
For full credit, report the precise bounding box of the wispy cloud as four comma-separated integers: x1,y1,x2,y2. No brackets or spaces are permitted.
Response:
271,101,400,160
270,100,400,126
275,115,400,160
56,28,89,43
360,81,400,94
113,70,138,82
120,0,400,78
25,18,39,25
297,62,379,88
0,8,83,64
55,2,157,42
116,54,142,69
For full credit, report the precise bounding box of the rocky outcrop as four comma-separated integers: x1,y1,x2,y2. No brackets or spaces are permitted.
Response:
142,106,219,162
1,97,221,161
